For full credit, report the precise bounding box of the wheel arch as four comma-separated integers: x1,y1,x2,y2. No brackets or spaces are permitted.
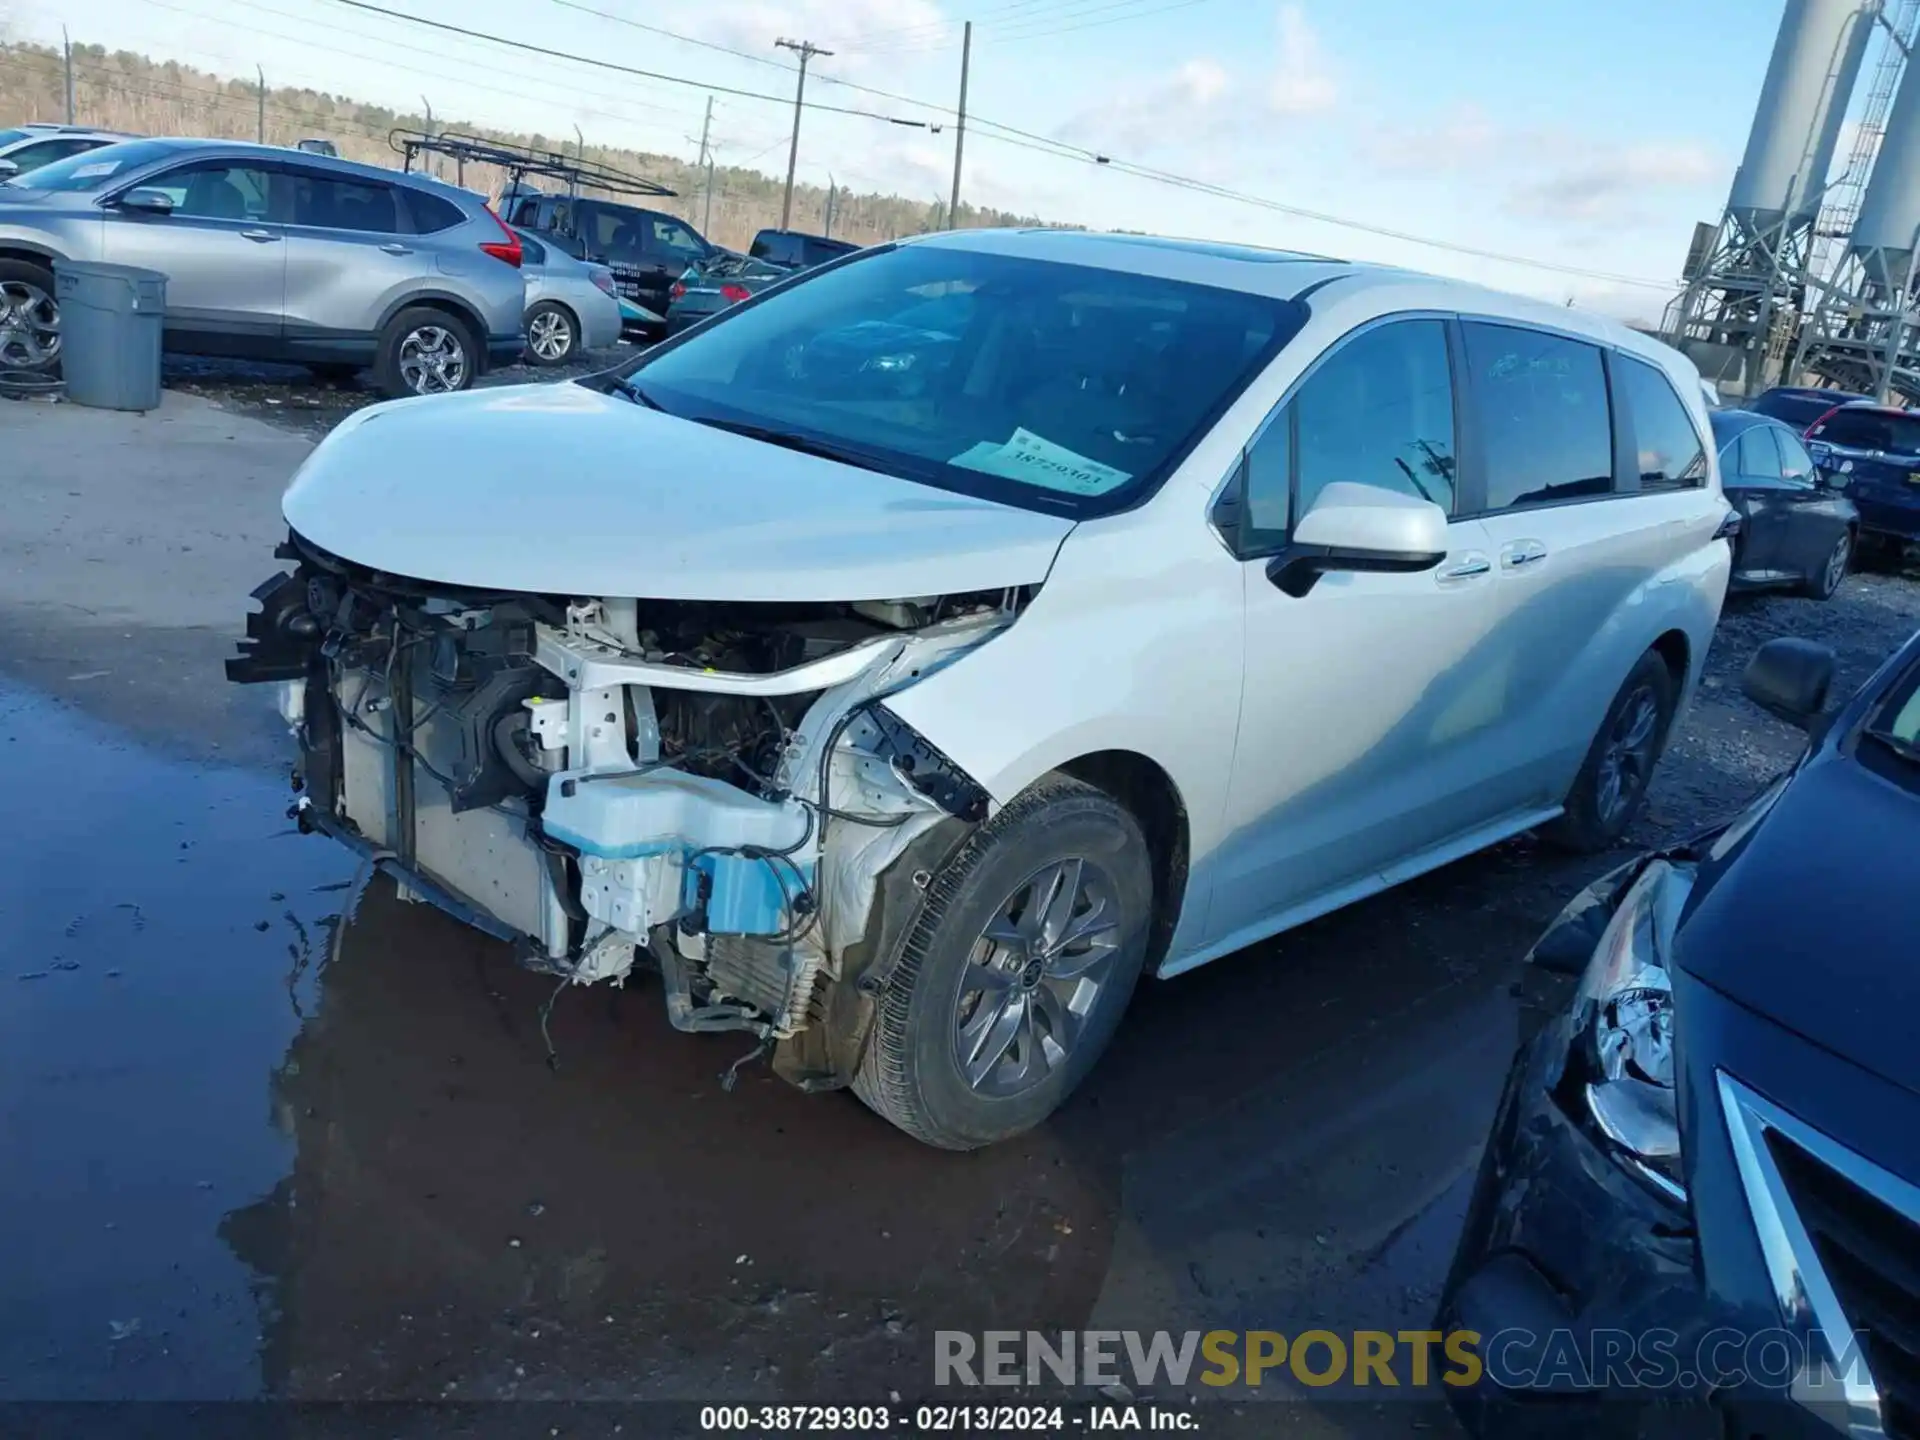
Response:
1054,749,1189,977
0,244,60,268
377,291,488,345
1650,628,1691,690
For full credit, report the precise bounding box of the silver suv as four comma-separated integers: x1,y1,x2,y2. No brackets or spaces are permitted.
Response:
0,137,525,396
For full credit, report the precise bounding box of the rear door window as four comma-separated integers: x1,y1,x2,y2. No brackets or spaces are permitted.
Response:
1736,426,1784,480
288,172,401,233
1462,322,1614,510
1615,355,1706,489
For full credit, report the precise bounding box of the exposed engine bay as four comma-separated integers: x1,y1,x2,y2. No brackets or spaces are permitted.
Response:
229,532,1013,1082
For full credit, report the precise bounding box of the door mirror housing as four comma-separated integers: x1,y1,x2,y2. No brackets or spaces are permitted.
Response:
116,187,176,216
1741,637,1835,729
0,159,18,180
1266,483,1450,598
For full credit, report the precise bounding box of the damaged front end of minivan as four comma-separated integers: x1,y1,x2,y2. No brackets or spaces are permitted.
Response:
228,532,1021,1089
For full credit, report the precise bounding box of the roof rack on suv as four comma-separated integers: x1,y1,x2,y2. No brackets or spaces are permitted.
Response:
388,128,675,200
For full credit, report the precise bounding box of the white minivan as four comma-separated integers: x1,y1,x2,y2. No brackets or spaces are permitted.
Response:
230,230,1732,1148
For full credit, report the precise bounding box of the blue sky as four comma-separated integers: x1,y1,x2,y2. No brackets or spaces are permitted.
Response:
11,0,1800,319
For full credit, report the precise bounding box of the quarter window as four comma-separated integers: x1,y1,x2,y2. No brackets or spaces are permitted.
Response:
402,187,466,234
1463,322,1613,510
1616,354,1707,490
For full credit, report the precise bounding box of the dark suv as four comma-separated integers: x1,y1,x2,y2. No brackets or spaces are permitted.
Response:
747,228,858,270
506,193,712,335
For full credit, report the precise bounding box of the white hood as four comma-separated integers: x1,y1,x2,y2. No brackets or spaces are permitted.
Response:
281,383,1075,602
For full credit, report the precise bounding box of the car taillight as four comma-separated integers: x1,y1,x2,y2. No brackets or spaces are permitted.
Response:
591,268,617,296
720,283,751,304
670,280,687,301
479,205,522,268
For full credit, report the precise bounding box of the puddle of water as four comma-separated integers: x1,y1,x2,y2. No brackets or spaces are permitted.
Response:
0,681,351,1399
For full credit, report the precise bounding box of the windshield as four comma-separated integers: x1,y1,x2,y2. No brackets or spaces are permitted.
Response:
1809,407,1920,455
2,138,182,191
622,243,1305,516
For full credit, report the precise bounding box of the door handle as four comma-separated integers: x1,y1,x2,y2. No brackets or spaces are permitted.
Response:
379,243,413,255
1501,540,1548,570
1436,553,1492,583
239,229,280,243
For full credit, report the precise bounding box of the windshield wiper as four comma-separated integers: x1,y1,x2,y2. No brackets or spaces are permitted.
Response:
689,417,894,475
1862,726,1920,766
606,376,663,410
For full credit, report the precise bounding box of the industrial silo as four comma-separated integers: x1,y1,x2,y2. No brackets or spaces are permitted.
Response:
1728,0,1878,233
1851,42,1920,290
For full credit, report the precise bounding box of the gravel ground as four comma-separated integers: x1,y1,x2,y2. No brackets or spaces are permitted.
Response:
160,343,640,439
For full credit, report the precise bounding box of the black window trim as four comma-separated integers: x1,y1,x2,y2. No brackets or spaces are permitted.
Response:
277,162,411,236
1208,307,1462,561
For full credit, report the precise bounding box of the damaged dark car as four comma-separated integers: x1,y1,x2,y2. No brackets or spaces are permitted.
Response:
1441,629,1920,1438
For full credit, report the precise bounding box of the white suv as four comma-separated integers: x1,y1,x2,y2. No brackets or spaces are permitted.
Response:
229,230,1731,1148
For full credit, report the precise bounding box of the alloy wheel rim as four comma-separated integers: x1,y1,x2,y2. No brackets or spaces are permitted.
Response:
952,856,1121,1098
1595,685,1660,826
1825,535,1850,593
0,280,60,368
529,310,572,361
398,325,467,394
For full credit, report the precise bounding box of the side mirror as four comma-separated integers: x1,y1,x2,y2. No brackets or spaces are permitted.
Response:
1742,638,1835,729
0,159,17,180
1266,482,1449,598
117,188,176,216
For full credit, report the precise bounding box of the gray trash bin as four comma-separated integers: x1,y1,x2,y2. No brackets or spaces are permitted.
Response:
53,261,166,412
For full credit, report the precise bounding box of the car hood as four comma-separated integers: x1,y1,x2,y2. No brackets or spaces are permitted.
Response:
280,382,1075,602
1676,749,1919,1097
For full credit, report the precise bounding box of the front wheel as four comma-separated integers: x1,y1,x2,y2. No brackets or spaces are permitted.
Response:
853,774,1154,1149
1540,651,1677,854
1802,528,1853,600
373,307,477,398
0,258,61,373
524,301,578,366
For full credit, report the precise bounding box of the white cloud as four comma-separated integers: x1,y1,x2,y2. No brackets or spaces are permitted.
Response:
1269,4,1337,116
1508,141,1719,223
1057,56,1234,155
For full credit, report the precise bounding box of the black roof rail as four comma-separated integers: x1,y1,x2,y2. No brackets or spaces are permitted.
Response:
388,128,675,198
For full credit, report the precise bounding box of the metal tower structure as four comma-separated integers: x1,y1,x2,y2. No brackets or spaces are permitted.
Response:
1664,0,1880,398
1792,3,1920,398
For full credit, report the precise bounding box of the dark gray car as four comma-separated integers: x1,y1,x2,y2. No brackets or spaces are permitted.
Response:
1710,407,1860,600
0,138,525,396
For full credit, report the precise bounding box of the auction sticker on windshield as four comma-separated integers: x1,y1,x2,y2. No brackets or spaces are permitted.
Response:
950,428,1132,495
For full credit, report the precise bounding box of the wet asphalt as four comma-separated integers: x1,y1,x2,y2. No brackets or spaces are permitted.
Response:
5,384,1920,1435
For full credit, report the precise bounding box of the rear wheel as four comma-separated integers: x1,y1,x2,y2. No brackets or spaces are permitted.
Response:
373,307,477,398
524,301,579,366
0,258,61,373
853,774,1153,1149
1540,652,1676,854
1802,528,1853,600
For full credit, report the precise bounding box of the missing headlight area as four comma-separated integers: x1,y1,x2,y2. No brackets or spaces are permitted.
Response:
230,533,1017,1077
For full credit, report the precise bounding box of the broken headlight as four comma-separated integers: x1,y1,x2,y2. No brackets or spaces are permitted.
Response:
1572,858,1695,1204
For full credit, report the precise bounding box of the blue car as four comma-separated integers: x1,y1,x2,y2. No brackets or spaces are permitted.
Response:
1441,628,1920,1438
1805,402,1920,559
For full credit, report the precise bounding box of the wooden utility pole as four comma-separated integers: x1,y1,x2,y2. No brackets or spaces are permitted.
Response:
775,37,831,230
949,21,971,231
697,96,714,234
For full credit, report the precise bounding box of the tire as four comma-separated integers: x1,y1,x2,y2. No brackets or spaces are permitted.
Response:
1802,527,1853,600
373,306,478,398
0,257,62,373
1539,651,1677,855
524,301,578,366
852,774,1154,1149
